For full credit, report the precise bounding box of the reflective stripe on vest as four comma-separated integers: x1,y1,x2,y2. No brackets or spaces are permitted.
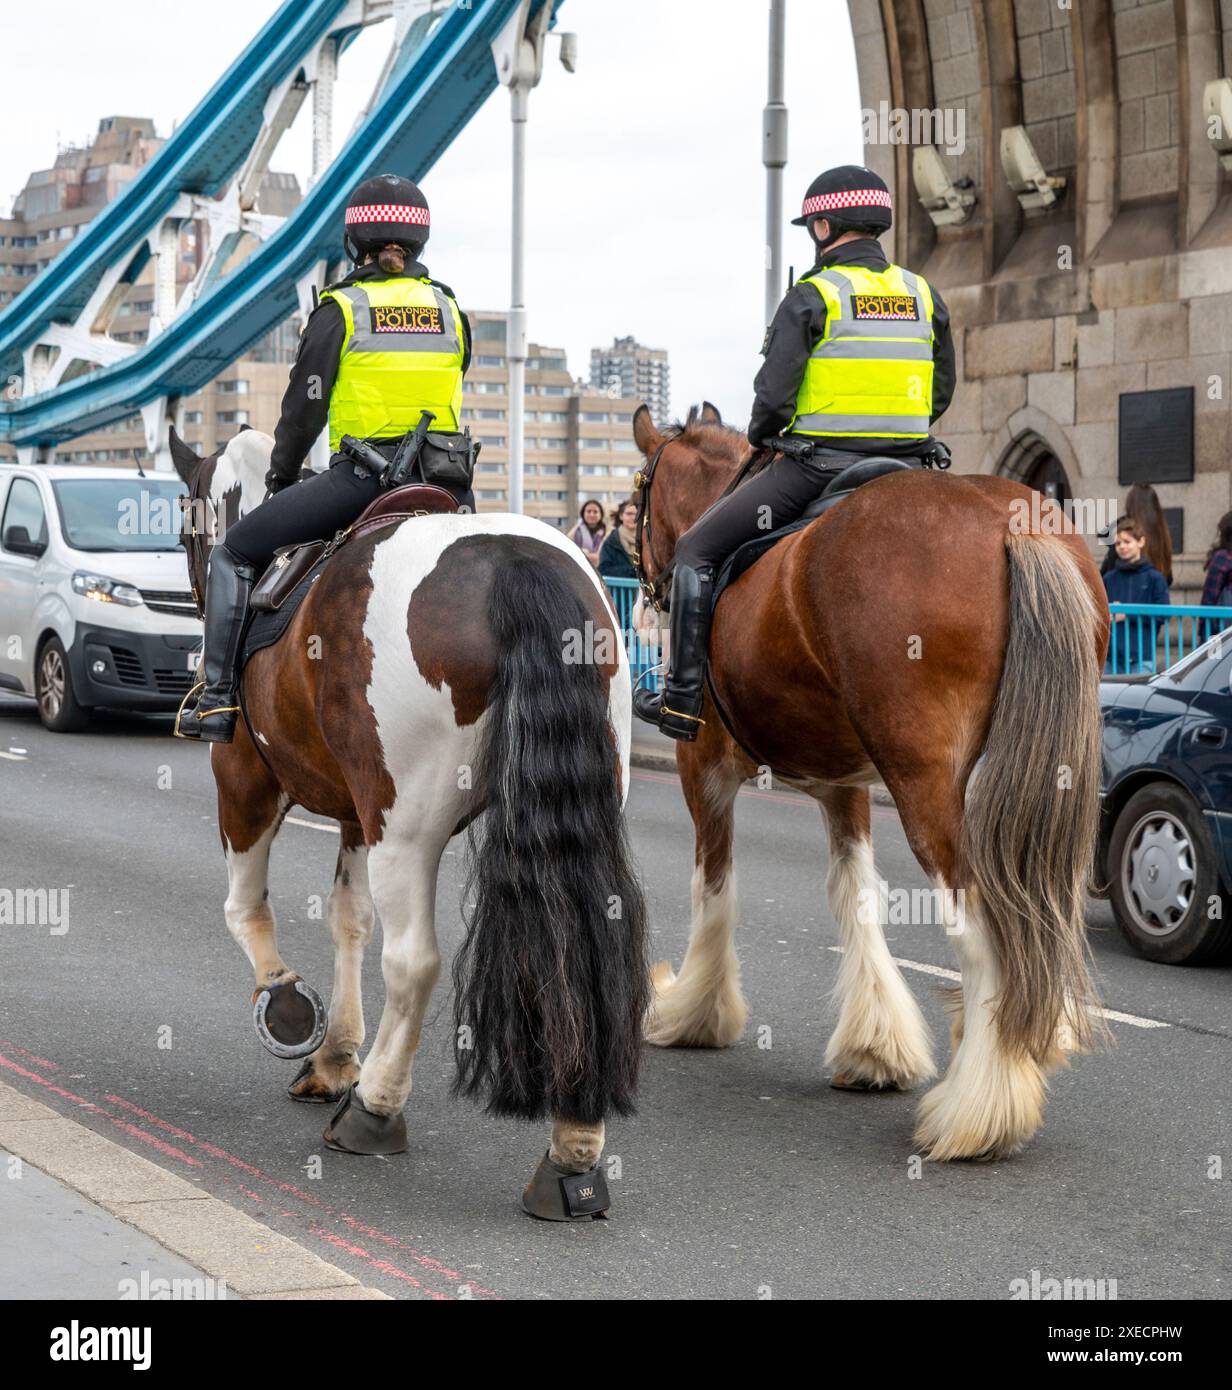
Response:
790,262,936,440
321,277,465,451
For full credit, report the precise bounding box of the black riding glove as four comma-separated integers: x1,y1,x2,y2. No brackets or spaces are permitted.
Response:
264,469,295,496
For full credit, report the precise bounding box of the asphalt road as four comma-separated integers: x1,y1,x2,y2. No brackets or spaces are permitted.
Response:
1,694,1228,1301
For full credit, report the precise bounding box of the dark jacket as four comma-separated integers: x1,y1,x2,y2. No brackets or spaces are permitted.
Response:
267,259,473,483
598,529,638,581
1202,548,1232,606
1102,558,1169,608
748,237,956,452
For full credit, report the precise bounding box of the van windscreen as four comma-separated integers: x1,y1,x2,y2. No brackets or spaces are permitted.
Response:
51,478,187,552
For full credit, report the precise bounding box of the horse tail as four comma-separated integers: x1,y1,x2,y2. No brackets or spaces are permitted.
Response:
960,533,1106,1061
452,551,648,1123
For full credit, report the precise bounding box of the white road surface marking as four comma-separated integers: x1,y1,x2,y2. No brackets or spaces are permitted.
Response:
826,946,1170,1030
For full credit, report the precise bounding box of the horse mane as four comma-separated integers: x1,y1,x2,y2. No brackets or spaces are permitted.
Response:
668,407,748,470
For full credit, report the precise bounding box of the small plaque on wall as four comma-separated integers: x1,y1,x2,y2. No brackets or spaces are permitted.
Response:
1118,388,1194,485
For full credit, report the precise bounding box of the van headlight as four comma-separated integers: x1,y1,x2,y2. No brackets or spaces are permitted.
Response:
71,571,143,607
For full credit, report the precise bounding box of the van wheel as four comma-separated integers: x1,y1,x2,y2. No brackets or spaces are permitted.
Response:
1107,783,1232,964
36,638,92,732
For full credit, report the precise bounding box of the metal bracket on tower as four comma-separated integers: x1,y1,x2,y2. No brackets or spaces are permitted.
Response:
141,396,184,474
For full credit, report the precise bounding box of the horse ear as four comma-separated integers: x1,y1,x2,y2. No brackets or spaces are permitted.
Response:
699,400,722,426
632,403,663,457
236,422,252,433
168,426,201,485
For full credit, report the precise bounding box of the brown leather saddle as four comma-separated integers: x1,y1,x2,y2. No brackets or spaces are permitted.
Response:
250,482,459,613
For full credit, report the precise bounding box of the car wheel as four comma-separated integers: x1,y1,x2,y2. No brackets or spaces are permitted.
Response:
1107,783,1232,964
36,637,92,733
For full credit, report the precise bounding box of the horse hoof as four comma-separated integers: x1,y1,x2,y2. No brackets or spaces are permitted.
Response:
521,1150,610,1222
830,1072,901,1092
253,980,327,1060
323,1085,407,1156
287,1059,350,1104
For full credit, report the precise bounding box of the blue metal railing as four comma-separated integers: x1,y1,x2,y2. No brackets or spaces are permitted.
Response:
1106,602,1232,675
602,576,663,692
600,590,1231,684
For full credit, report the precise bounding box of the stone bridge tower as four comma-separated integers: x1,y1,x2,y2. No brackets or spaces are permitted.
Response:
847,0,1232,593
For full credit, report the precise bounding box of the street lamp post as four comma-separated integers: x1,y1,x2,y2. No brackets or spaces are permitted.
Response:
491,1,574,515
763,0,788,329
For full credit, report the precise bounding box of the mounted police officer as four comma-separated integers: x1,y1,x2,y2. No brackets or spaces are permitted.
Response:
179,173,473,743
633,164,956,741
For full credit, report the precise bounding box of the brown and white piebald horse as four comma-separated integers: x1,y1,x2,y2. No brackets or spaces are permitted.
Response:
173,429,647,1211
632,404,1111,1160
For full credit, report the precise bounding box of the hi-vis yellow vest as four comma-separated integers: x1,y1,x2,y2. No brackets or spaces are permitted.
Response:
320,276,465,451
790,262,936,440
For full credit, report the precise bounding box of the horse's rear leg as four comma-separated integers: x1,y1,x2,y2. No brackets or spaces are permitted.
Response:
888,766,1048,1160
214,740,325,1059
817,785,935,1090
288,824,374,1103
644,746,747,1048
323,827,444,1155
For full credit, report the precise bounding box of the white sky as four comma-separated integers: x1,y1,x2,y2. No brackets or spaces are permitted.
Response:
0,0,863,425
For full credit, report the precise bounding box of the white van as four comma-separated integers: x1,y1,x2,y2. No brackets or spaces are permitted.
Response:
0,464,201,731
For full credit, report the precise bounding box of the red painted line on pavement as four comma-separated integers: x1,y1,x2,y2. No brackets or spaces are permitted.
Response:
104,1093,497,1298
0,1053,203,1168
0,1041,60,1071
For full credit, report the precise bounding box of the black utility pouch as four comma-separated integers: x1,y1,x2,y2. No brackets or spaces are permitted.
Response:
418,430,479,490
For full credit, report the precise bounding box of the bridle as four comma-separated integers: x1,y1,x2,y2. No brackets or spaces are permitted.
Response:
632,427,684,614
633,423,766,614
179,452,220,620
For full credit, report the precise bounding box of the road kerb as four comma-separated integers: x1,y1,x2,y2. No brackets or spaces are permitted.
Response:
0,1080,391,1301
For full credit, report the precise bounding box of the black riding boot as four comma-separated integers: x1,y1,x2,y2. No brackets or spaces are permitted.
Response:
631,563,714,742
177,548,257,744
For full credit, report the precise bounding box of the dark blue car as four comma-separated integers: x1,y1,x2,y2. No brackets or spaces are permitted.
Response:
1098,635,1232,964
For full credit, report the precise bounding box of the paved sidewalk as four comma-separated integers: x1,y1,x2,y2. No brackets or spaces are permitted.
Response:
0,1151,220,1300
0,1081,389,1301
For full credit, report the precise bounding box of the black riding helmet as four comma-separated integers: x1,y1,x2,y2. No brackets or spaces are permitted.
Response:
792,165,892,251
343,173,430,264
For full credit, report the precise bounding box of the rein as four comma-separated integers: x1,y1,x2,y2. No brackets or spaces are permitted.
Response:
179,453,220,620
633,428,766,612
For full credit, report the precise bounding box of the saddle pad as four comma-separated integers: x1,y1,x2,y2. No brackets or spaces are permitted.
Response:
710,459,922,613
241,555,331,669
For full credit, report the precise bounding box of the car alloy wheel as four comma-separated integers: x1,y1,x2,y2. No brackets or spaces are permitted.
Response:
1122,811,1196,936
39,645,66,722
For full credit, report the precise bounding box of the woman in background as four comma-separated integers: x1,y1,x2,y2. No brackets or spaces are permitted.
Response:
570,498,606,569
598,498,640,581
1102,482,1173,586
1201,511,1232,607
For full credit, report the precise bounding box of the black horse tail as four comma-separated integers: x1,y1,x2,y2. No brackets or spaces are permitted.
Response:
452,548,648,1124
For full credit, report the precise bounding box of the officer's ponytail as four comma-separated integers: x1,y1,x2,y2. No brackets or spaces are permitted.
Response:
377,244,408,275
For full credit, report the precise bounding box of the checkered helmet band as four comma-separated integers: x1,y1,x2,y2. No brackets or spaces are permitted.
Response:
345,204,431,227
801,188,893,218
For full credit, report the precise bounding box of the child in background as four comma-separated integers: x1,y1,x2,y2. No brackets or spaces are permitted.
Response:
1102,516,1169,674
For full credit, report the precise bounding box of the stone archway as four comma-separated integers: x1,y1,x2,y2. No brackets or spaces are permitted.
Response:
997,430,1073,504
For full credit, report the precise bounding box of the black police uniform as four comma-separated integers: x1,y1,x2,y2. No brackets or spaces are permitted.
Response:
221,256,474,574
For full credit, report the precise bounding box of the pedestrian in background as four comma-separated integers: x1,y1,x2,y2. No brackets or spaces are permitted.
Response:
599,498,640,581
570,498,607,570
1102,482,1173,587
1201,511,1232,607
1104,516,1170,674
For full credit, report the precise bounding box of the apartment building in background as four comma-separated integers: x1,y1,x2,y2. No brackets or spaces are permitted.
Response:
463,311,644,530
0,116,302,465
590,335,671,426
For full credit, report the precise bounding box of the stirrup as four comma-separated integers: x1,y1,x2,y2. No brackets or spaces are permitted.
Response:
173,681,205,740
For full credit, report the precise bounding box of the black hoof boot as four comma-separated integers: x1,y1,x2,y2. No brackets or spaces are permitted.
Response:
521,1150,611,1221
253,980,327,1060
323,1086,408,1156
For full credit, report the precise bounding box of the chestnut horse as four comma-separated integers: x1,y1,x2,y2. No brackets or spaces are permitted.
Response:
172,429,647,1203
632,404,1110,1160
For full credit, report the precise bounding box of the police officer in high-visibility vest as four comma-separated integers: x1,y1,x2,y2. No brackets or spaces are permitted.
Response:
179,173,473,742
633,165,955,741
